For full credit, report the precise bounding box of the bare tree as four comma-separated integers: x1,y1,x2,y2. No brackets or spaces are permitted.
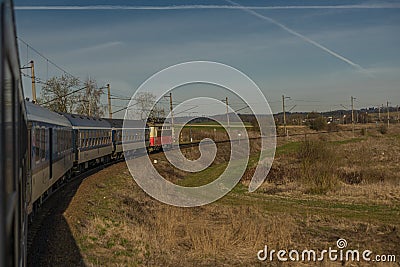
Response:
38,75,80,113
150,106,166,122
132,92,165,121
75,78,105,118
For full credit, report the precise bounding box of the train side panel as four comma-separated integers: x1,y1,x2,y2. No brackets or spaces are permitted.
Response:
0,0,28,265
26,102,74,214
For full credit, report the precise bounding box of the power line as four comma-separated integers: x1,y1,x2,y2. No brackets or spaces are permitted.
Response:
41,85,89,105
41,85,107,105
17,37,79,80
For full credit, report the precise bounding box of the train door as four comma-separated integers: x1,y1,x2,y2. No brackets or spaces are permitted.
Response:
26,127,32,207
49,128,52,179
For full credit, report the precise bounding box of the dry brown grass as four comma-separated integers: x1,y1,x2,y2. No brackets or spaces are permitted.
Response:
62,126,400,266
71,176,298,266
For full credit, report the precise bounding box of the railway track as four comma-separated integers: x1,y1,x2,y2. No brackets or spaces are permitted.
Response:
27,158,124,261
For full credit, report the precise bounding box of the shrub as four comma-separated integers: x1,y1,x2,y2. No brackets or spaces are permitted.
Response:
378,124,388,134
308,117,327,131
297,140,339,194
326,123,339,132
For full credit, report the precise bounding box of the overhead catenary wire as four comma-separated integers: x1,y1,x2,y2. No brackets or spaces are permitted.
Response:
17,37,79,80
18,37,110,106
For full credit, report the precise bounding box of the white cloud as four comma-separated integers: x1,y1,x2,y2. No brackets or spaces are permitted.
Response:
67,41,123,55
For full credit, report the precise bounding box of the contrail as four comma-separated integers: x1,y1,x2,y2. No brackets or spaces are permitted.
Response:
224,0,368,73
14,4,400,10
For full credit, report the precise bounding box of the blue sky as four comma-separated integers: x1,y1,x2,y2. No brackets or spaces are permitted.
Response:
14,0,400,118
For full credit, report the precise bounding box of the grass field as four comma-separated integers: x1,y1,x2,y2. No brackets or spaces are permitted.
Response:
62,125,400,266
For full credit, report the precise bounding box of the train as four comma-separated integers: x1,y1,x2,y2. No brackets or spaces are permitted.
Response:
26,100,172,215
0,0,173,265
1,0,29,266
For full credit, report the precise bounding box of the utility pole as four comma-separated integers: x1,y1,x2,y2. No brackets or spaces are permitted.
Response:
282,95,286,136
188,111,198,143
30,60,37,103
225,97,230,131
387,101,390,128
397,105,399,123
378,105,381,122
351,96,355,134
107,84,112,119
282,95,290,136
169,92,175,144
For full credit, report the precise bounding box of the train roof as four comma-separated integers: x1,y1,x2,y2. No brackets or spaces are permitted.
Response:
104,118,123,128
25,101,72,127
104,118,147,129
61,113,111,129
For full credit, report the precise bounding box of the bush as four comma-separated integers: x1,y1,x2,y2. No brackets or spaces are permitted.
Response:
378,124,388,134
326,123,339,132
361,128,367,136
297,140,339,194
308,117,327,131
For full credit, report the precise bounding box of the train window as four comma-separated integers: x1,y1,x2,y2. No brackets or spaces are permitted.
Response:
61,129,64,153
90,130,93,146
68,131,71,149
85,131,89,147
61,130,63,151
68,130,71,149
35,127,40,164
56,129,60,155
82,131,86,148
58,129,62,154
63,129,66,151
65,130,68,150
40,128,44,161
62,129,65,152
59,129,62,154
45,128,49,161
80,131,84,148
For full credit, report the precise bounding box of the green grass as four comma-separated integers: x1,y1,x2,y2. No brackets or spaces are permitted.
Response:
178,162,228,187
330,137,365,145
176,138,400,226
275,141,302,156
214,183,400,226
177,148,268,187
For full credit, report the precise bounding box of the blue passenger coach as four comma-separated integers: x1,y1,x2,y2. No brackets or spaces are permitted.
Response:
25,101,73,214
62,113,113,171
